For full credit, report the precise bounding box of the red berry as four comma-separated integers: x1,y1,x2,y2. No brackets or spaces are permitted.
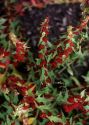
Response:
46,122,54,125
40,112,47,119
38,53,44,58
38,45,45,50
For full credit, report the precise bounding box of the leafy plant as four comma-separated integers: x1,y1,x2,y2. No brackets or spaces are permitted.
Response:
0,0,89,125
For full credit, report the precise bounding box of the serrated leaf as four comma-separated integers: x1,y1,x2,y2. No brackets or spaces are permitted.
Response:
10,20,19,28
36,59,41,65
13,95,19,105
48,116,62,123
39,119,48,125
47,54,53,63
36,95,49,103
70,117,73,125
62,77,72,87
38,105,52,112
40,68,45,81
56,91,68,104
47,41,53,48
0,26,6,30
71,76,81,87
66,43,70,49
6,116,11,125
0,18,6,25
84,105,89,110
0,112,4,119
38,85,51,95
7,107,13,114
61,112,66,123
3,93,10,102
67,66,73,76
85,95,89,102
48,71,55,80
82,71,89,84
80,89,86,98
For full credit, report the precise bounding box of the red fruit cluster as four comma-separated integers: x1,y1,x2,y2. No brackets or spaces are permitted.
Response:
38,17,49,67
6,75,25,90
74,16,89,35
85,0,89,5
63,95,87,113
14,41,27,63
41,17,49,35
51,39,74,69
14,3,24,16
46,121,54,125
39,112,47,119
37,17,52,85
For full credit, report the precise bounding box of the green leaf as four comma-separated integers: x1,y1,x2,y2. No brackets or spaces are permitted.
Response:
10,20,20,33
2,102,9,109
1,122,5,125
40,68,45,82
38,105,52,112
70,117,73,125
56,91,68,104
48,71,55,81
39,119,48,125
62,77,72,87
67,65,73,76
10,92,19,105
10,21,19,28
36,59,41,65
80,89,86,98
0,26,6,30
6,106,13,114
71,76,81,87
37,85,52,95
47,41,53,48
47,54,53,63
3,94,10,102
0,112,4,119
48,116,62,123
0,34,7,39
6,116,11,125
0,18,6,25
82,71,89,84
36,95,49,103
85,95,89,102
76,122,83,125
66,43,70,49
61,112,66,123
84,105,89,110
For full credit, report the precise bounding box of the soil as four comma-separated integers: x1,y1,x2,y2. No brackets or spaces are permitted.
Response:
21,3,82,47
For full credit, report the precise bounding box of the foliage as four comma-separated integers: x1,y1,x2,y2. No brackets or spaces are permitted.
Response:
0,0,89,125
